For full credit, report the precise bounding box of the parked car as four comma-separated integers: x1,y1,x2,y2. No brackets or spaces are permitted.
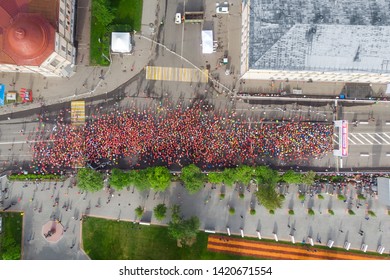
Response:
216,6,229,14
175,13,182,24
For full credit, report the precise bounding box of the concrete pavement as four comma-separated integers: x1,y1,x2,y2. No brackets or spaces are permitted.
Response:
2,175,390,259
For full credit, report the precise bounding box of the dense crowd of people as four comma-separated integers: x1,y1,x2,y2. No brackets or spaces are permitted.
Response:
32,102,333,170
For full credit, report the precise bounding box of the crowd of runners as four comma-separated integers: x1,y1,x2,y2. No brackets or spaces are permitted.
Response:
31,102,333,171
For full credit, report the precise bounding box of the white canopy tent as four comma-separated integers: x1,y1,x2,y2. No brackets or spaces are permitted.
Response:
111,32,132,53
201,30,213,54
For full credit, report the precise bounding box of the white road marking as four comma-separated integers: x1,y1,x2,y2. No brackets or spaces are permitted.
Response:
357,133,373,144
0,140,55,145
347,137,356,145
375,133,390,144
382,133,390,140
349,133,365,144
366,134,381,144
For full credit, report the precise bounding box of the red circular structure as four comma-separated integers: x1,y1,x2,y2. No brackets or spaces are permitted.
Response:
3,13,55,65
42,220,64,243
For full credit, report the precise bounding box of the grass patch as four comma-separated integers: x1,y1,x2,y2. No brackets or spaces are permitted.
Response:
317,194,324,200
0,212,23,260
111,0,143,31
249,209,256,215
357,194,366,200
348,209,355,215
82,217,257,260
90,11,111,66
219,193,225,200
239,193,244,199
229,207,235,215
298,193,305,200
288,209,294,215
328,209,334,215
308,208,315,216
8,173,64,181
269,209,275,215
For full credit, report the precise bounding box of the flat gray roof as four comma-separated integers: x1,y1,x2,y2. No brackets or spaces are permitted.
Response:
247,0,390,73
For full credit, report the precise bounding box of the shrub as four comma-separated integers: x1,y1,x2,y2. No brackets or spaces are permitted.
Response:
288,209,294,215
219,193,225,200
337,194,346,201
135,206,144,218
328,209,334,215
357,194,365,200
308,208,315,216
229,207,235,215
250,209,256,215
279,194,285,201
298,193,305,200
239,193,245,199
317,194,324,200
367,210,376,217
348,209,355,215
269,209,275,215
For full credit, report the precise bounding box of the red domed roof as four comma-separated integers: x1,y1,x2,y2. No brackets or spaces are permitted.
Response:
3,13,54,65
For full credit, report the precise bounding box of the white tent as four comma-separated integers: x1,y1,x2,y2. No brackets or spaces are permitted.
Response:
111,32,132,53
201,30,213,54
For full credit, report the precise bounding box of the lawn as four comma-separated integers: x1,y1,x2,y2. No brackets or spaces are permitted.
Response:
82,217,258,260
111,0,143,31
0,212,23,260
90,0,143,65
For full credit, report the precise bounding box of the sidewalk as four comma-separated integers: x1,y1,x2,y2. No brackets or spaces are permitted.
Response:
0,0,160,117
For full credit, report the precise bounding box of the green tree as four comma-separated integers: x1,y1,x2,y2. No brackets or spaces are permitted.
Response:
255,184,283,211
130,169,151,191
167,205,200,246
301,170,316,185
235,165,254,185
135,206,144,218
180,164,205,194
77,168,104,192
221,168,237,187
146,166,172,192
207,172,224,184
92,0,115,27
254,166,280,185
153,203,167,221
109,168,131,190
282,170,302,184
171,204,181,223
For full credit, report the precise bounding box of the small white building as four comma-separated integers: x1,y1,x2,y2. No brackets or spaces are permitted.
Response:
111,32,132,53
201,30,213,54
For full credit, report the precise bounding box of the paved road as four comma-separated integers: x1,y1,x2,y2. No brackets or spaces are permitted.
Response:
2,175,390,259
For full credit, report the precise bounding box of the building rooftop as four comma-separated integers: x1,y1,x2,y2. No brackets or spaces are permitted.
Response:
248,0,390,73
0,0,57,66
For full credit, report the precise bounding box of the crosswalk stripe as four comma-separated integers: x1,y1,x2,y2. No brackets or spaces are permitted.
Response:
358,133,373,144
375,133,390,144
382,133,390,140
366,134,381,144
145,66,208,83
347,137,356,145
349,133,365,144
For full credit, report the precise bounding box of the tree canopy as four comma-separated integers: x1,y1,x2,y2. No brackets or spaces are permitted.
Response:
146,166,172,192
235,165,254,185
92,0,115,27
77,168,104,192
129,169,151,191
301,170,316,186
153,203,167,221
255,184,283,211
180,164,205,194
207,172,224,184
281,170,302,184
109,168,131,190
221,168,237,186
168,205,200,247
